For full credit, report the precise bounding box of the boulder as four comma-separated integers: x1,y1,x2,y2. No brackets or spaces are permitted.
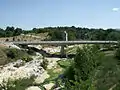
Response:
46,58,60,69
34,71,49,84
26,86,41,90
0,60,49,86
43,83,55,90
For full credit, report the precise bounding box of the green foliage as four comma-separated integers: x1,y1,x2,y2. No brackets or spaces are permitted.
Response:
0,26,23,37
57,60,72,68
74,45,102,81
0,77,35,90
5,48,33,62
60,45,120,90
1,26,120,41
62,79,95,90
57,45,105,90
63,65,75,81
27,48,36,55
94,55,120,90
106,32,120,40
6,48,19,59
0,48,8,65
115,42,120,61
22,56,33,62
48,30,63,41
40,59,48,70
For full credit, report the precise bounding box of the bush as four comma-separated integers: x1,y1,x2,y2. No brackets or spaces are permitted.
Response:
115,42,120,61
0,77,35,90
59,45,104,90
27,48,36,55
6,48,18,59
41,59,48,70
5,48,33,62
74,45,102,81
0,49,8,65
22,56,33,62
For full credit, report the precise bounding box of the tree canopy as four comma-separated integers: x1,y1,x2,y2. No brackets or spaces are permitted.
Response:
1,26,120,41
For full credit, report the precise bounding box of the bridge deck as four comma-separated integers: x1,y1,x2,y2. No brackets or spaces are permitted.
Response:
0,41,118,45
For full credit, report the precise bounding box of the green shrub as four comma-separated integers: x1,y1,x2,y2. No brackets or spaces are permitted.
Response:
41,59,48,70
0,49,8,65
74,45,102,81
0,77,35,90
59,45,104,90
27,48,36,55
5,48,33,62
115,42,120,61
57,60,72,69
6,48,19,59
22,56,33,62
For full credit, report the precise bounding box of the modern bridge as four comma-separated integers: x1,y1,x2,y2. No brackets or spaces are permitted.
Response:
0,40,118,57
1,41,118,45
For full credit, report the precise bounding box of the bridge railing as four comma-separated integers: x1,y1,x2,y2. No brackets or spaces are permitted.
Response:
0,41,118,45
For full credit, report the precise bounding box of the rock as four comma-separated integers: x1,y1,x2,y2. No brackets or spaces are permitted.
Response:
13,59,25,68
26,86,41,90
46,58,60,69
43,47,61,54
0,60,49,86
43,83,55,90
34,71,49,84
28,45,42,50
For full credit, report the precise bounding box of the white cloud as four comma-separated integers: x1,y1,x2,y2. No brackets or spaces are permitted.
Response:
112,8,119,12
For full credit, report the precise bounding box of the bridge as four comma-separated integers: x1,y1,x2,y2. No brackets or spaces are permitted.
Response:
0,40,119,57
1,41,118,45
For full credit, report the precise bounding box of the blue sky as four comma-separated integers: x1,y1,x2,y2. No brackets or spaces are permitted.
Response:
0,0,120,30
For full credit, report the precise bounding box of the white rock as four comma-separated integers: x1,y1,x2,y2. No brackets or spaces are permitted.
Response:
43,47,61,54
43,83,55,90
46,58,60,69
0,60,49,86
34,71,49,84
26,86,41,90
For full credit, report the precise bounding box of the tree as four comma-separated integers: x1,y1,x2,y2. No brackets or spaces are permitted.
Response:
5,26,15,37
14,28,22,36
61,45,103,90
74,45,101,81
106,32,120,40
0,28,5,37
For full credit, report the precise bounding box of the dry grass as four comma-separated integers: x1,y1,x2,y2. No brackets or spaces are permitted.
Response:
0,47,8,65
0,32,49,41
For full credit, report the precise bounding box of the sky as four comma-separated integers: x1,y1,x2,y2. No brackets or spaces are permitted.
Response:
0,0,120,30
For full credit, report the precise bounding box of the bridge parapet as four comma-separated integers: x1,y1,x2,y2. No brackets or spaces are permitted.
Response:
2,41,118,45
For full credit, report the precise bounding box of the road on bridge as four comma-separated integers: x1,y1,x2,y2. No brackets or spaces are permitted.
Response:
0,41,118,45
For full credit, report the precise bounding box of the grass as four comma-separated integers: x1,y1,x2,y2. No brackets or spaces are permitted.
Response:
43,59,73,85
93,51,120,90
0,47,33,65
0,47,8,65
57,59,73,68
0,77,35,90
65,46,78,54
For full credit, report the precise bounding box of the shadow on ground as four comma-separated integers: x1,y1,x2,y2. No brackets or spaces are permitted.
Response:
30,47,75,58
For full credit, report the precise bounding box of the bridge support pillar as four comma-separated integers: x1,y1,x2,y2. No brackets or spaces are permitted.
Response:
60,45,65,57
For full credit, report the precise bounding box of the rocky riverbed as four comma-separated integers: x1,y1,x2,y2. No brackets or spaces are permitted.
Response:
0,59,50,86
0,45,74,90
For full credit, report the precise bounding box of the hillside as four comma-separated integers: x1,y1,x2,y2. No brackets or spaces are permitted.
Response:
0,32,49,42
